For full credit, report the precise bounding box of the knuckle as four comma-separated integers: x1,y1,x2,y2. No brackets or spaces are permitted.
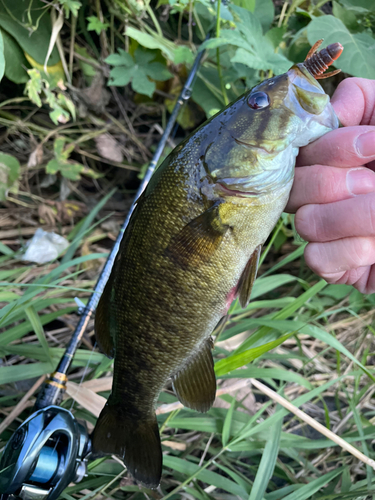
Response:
352,238,373,266
295,205,315,240
313,165,341,202
304,243,325,275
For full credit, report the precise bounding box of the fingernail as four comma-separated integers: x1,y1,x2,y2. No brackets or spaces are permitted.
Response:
347,168,375,195
356,131,375,157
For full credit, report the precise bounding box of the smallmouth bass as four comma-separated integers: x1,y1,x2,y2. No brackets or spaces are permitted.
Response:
92,42,343,487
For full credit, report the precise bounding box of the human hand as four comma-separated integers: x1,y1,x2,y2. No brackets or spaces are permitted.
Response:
286,77,375,293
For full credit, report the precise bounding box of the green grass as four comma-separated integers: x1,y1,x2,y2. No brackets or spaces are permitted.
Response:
1,215,375,500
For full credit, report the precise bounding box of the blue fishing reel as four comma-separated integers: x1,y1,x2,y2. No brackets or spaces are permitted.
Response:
0,406,90,500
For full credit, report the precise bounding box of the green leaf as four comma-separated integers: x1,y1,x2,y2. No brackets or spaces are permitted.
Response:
282,469,344,500
25,69,42,107
0,0,60,65
105,49,133,67
57,93,76,121
215,332,294,376
108,67,132,86
54,137,67,160
332,1,359,32
221,367,312,390
59,163,83,181
24,306,53,368
192,76,223,118
125,26,176,61
0,152,20,201
60,0,82,17
234,280,327,355
242,318,375,382
253,0,275,33
134,47,156,65
87,16,109,35
1,29,29,83
131,67,155,97
338,0,375,12
202,6,291,74
46,158,82,180
0,361,58,384
231,46,291,75
307,16,375,79
61,189,115,264
0,242,13,256
232,0,256,9
163,455,248,497
222,397,236,447
248,408,282,500
46,158,63,175
75,44,96,80
144,62,172,81
174,46,194,65
106,48,170,96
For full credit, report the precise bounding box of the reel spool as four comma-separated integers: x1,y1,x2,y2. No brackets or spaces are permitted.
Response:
0,406,90,500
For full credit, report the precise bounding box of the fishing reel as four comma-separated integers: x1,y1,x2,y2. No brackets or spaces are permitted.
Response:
0,406,91,500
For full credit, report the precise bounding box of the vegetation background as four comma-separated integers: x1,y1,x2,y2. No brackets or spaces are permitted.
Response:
1,0,375,498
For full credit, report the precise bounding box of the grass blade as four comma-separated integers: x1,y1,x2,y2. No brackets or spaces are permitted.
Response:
248,406,282,500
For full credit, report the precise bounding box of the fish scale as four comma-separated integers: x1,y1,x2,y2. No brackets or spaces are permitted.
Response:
92,47,342,488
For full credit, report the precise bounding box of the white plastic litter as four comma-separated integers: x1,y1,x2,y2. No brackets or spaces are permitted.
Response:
21,228,69,264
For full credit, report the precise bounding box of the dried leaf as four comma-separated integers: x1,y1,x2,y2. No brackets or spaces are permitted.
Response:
77,73,110,114
95,134,124,163
27,145,44,168
38,204,56,226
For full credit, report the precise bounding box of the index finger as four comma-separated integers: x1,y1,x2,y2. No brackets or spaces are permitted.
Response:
296,125,375,168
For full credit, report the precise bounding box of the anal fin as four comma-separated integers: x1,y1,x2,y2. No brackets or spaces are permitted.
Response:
172,338,216,412
236,245,261,308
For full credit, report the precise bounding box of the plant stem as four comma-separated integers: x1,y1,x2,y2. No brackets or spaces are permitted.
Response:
69,16,76,83
216,0,228,106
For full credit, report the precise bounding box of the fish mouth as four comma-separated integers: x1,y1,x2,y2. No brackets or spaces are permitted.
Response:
234,137,273,155
216,182,258,198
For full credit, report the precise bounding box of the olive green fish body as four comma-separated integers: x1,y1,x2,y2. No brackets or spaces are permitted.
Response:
92,64,339,487
110,155,290,403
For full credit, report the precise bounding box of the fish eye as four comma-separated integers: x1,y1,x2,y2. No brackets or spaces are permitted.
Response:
247,92,270,110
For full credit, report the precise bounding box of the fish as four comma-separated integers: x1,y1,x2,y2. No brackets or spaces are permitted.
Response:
92,41,343,488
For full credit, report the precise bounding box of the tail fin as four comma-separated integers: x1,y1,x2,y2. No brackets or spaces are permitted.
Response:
92,403,162,488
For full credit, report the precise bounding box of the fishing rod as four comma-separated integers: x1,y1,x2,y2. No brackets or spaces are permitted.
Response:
0,43,208,500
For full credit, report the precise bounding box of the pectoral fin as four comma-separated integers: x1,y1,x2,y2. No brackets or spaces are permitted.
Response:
172,338,216,412
236,245,261,308
165,203,229,268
